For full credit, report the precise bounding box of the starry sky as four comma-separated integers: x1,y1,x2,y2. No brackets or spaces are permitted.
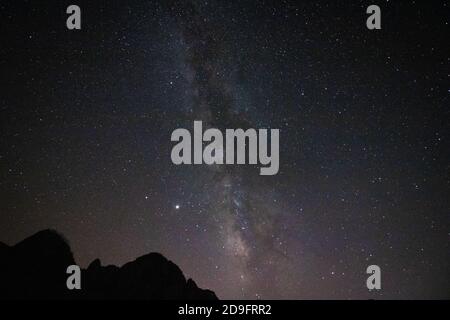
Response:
0,0,449,299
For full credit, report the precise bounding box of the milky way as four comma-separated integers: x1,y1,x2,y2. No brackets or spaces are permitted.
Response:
0,1,449,299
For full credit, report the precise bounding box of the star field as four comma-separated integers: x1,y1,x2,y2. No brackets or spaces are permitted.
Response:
0,0,449,299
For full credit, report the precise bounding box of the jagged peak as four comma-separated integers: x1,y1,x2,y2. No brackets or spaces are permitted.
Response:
0,230,217,300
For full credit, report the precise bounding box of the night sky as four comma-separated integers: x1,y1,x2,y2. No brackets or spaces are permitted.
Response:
1,0,449,299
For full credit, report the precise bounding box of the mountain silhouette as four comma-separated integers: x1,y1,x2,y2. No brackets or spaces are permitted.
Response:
0,230,217,300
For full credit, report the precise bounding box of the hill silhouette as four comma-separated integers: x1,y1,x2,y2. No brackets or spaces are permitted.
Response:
0,230,217,300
